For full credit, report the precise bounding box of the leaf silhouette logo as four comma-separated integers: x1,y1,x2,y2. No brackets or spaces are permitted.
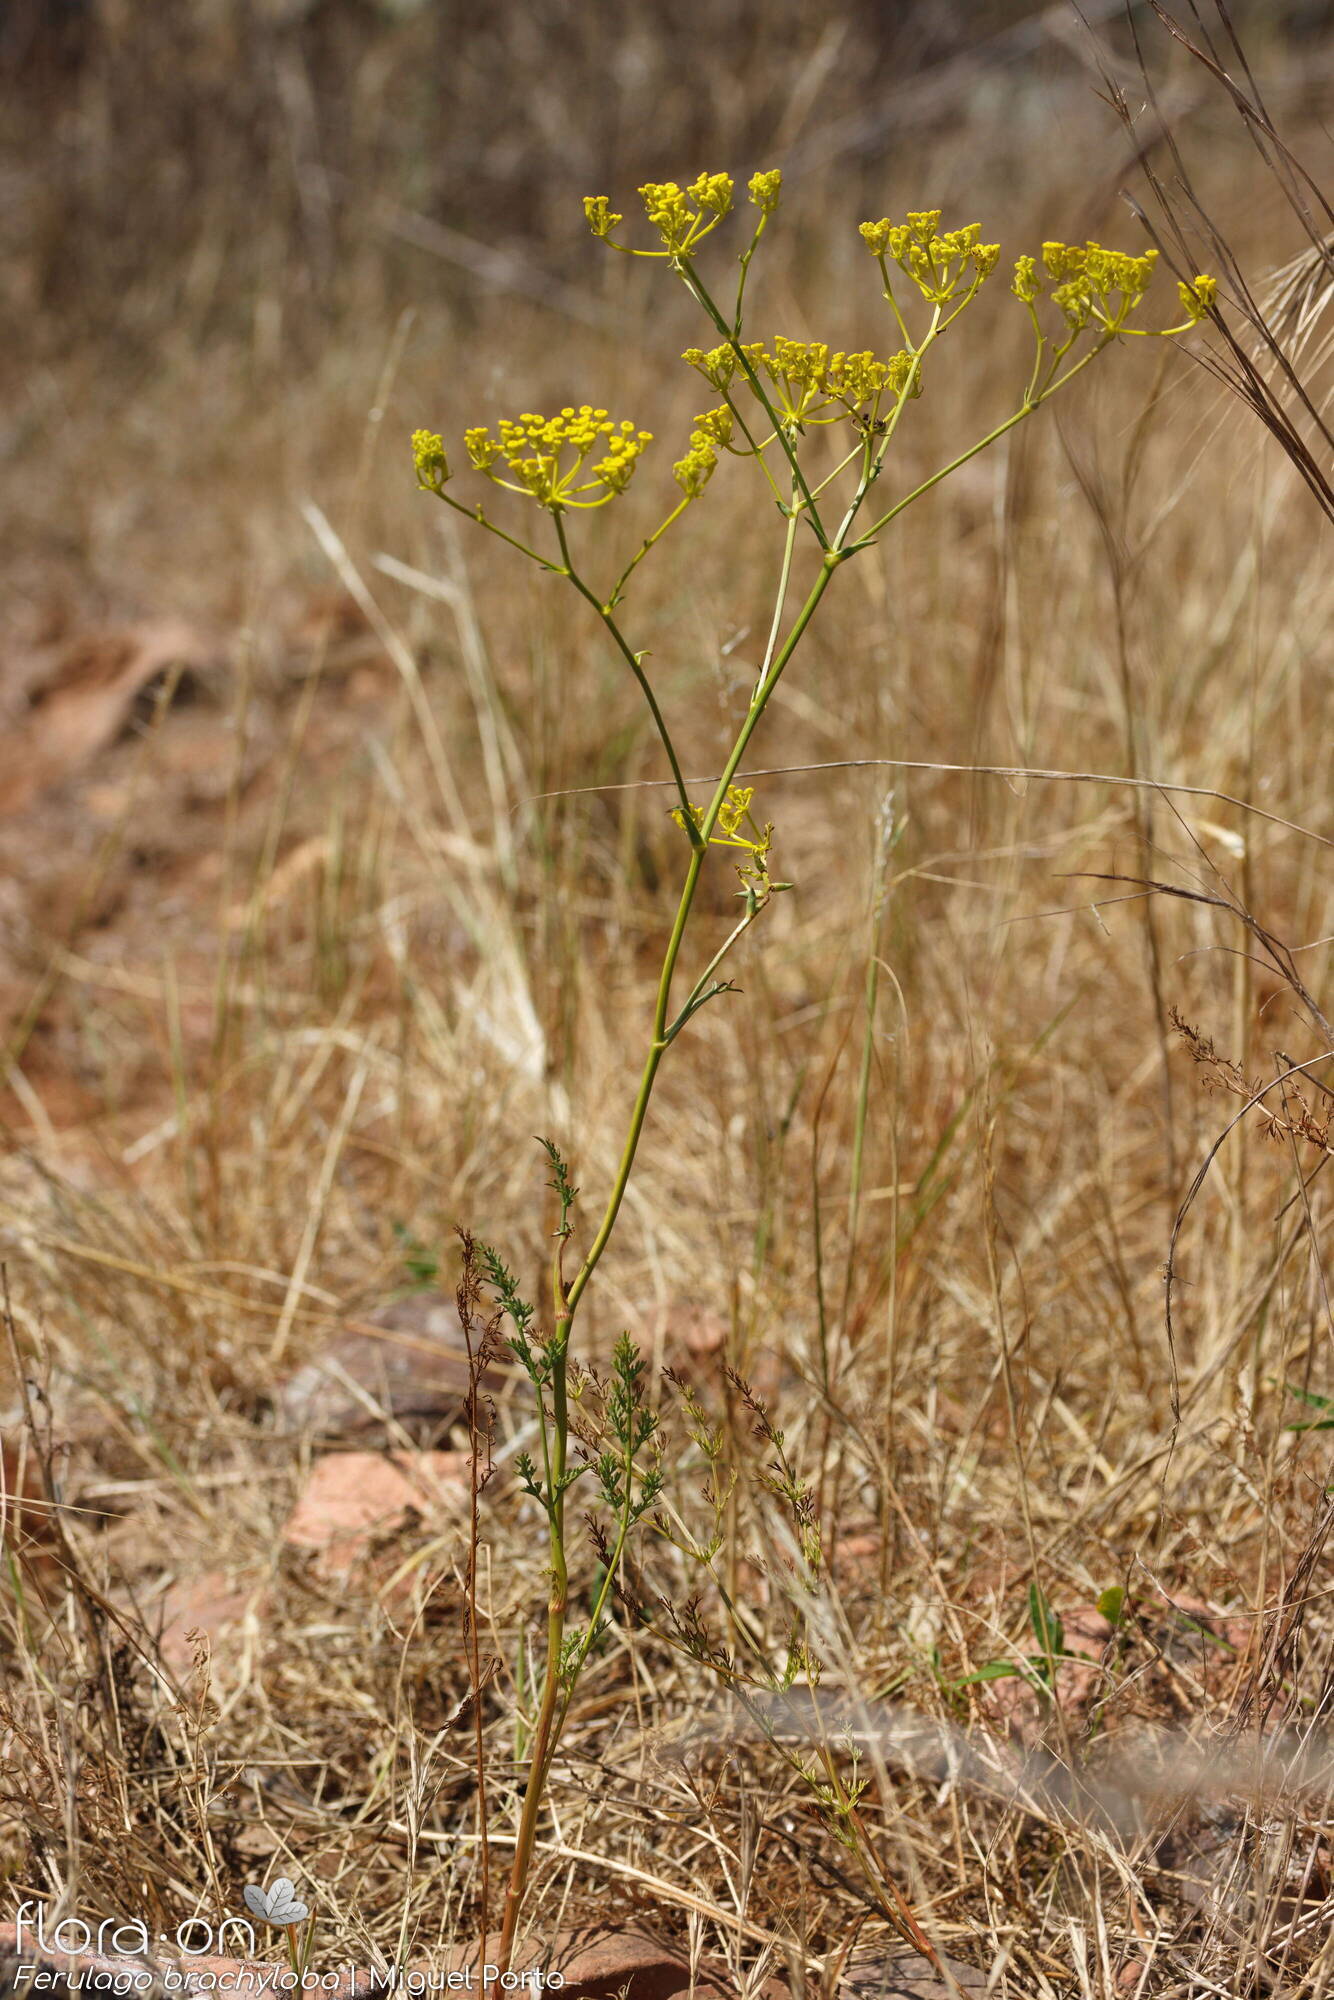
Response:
242,1879,310,1927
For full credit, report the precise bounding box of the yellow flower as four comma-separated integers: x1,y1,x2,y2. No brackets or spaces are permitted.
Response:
747,168,782,216
1012,255,1042,304
464,425,502,469
588,169,770,257
1052,278,1093,331
886,350,921,398
826,351,890,406
411,429,450,492
682,343,737,391
693,406,735,447
583,195,623,240
1043,240,1087,282
864,211,998,305
716,785,755,840
1084,243,1157,302
765,337,830,396
1177,273,1217,321
1034,240,1160,333
671,785,771,854
593,426,653,495
688,172,735,219
673,431,719,499
640,181,703,254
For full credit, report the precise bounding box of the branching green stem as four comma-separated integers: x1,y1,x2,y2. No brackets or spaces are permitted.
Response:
435,489,553,568
857,341,1108,543
606,495,692,609
562,548,844,1330
480,205,1178,1991
552,512,700,838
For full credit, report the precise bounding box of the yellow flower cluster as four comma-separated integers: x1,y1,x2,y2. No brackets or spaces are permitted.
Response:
1012,255,1041,305
669,407,736,498
583,168,781,255
463,407,653,510
829,349,918,403
683,337,918,425
673,401,736,495
673,430,719,500
681,342,740,391
715,784,759,844
747,169,782,217
1018,240,1161,332
411,429,450,492
583,195,621,240
637,178,724,254
692,406,734,447
859,210,1000,305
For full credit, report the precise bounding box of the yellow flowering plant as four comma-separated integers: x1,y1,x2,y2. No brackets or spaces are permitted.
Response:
410,170,1213,1987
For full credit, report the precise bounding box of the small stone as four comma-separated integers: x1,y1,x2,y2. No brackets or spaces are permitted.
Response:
279,1294,507,1443
281,1449,469,1580
840,1950,987,1996
155,1571,259,1674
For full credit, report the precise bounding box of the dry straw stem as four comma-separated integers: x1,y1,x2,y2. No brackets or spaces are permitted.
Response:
1095,0,1334,519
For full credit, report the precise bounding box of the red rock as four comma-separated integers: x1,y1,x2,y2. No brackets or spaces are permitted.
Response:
680,1310,727,1358
540,1927,736,1996
154,1570,260,1675
833,1523,883,1575
981,1603,1113,1745
1156,1590,1252,1662
281,1449,469,1580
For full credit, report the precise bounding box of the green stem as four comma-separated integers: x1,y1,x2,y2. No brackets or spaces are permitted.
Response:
829,304,943,551
810,437,873,501
666,895,769,1043
482,268,1146,1995
715,388,789,511
757,480,802,690
606,495,692,609
553,1472,636,1739
874,257,914,347
563,549,845,1324
732,211,771,333
494,1332,570,1989
856,342,1108,544
552,512,700,837
435,489,553,567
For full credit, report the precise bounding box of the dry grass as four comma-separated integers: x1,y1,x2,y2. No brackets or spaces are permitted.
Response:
2,3,1334,1995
